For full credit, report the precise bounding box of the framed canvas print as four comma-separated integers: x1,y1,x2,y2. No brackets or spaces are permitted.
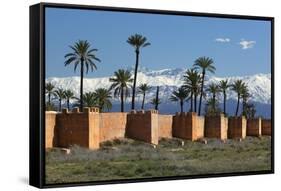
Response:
29,2,274,188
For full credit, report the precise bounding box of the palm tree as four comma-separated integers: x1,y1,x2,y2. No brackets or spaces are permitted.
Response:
244,103,256,118
82,92,96,107
45,82,55,105
93,88,112,112
64,40,101,111
109,69,133,112
54,88,65,111
155,86,160,110
241,83,250,116
170,86,189,113
64,89,75,110
193,56,216,115
127,34,151,110
231,80,245,116
219,79,231,114
182,69,201,112
206,83,221,112
150,98,161,109
138,83,152,110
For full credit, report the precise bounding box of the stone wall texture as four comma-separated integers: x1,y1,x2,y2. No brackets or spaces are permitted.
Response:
99,113,127,142
56,108,100,149
228,116,247,139
194,115,205,140
158,114,173,138
172,112,204,141
126,110,159,145
45,111,57,148
45,109,272,149
247,118,262,137
204,114,228,140
262,119,272,136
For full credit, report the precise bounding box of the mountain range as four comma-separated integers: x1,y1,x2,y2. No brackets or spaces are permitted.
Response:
46,67,271,117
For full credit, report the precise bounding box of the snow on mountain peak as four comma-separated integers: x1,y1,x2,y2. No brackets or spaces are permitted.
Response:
46,68,271,104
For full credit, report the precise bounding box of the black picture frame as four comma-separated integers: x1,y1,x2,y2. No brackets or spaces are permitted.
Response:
29,2,274,188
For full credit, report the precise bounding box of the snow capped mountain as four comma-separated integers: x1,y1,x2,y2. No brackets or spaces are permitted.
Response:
46,67,271,104
207,73,271,104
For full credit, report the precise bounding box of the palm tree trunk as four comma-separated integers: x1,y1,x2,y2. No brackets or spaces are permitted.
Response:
67,99,70,110
80,59,84,111
141,92,145,110
194,94,197,112
59,99,62,112
223,92,226,114
235,95,240,116
121,87,124,112
48,93,51,105
242,99,246,116
213,94,216,111
190,93,193,112
180,100,183,113
131,50,139,110
155,86,159,110
241,101,244,115
198,71,205,116
99,104,103,113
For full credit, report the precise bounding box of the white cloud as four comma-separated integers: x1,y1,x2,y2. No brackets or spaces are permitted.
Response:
239,39,256,49
215,38,231,43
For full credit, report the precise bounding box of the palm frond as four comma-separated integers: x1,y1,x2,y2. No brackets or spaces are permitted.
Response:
127,34,150,51
64,40,101,75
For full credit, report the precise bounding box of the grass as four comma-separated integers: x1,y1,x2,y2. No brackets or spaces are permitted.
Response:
45,136,271,184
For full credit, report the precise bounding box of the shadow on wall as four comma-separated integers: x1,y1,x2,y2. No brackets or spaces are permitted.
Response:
45,108,272,150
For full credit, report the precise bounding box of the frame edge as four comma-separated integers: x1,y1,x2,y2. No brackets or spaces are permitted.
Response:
29,3,44,188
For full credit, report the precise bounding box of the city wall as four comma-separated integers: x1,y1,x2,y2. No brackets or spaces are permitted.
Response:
228,116,247,139
172,112,204,141
56,108,100,149
247,118,262,137
126,110,159,145
99,112,127,142
204,114,228,140
45,109,272,149
45,111,57,148
158,114,173,138
262,119,272,136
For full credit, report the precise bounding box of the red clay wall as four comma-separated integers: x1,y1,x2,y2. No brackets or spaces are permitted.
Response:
158,114,173,138
45,111,57,148
247,118,261,137
126,110,159,145
194,115,205,140
46,108,271,150
173,113,190,140
99,113,127,142
172,112,204,141
262,119,271,136
220,116,228,140
88,108,100,149
228,116,246,139
205,114,228,140
151,111,159,144
56,108,100,149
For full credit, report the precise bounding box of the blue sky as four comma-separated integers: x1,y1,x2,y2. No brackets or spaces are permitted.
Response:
45,7,271,78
